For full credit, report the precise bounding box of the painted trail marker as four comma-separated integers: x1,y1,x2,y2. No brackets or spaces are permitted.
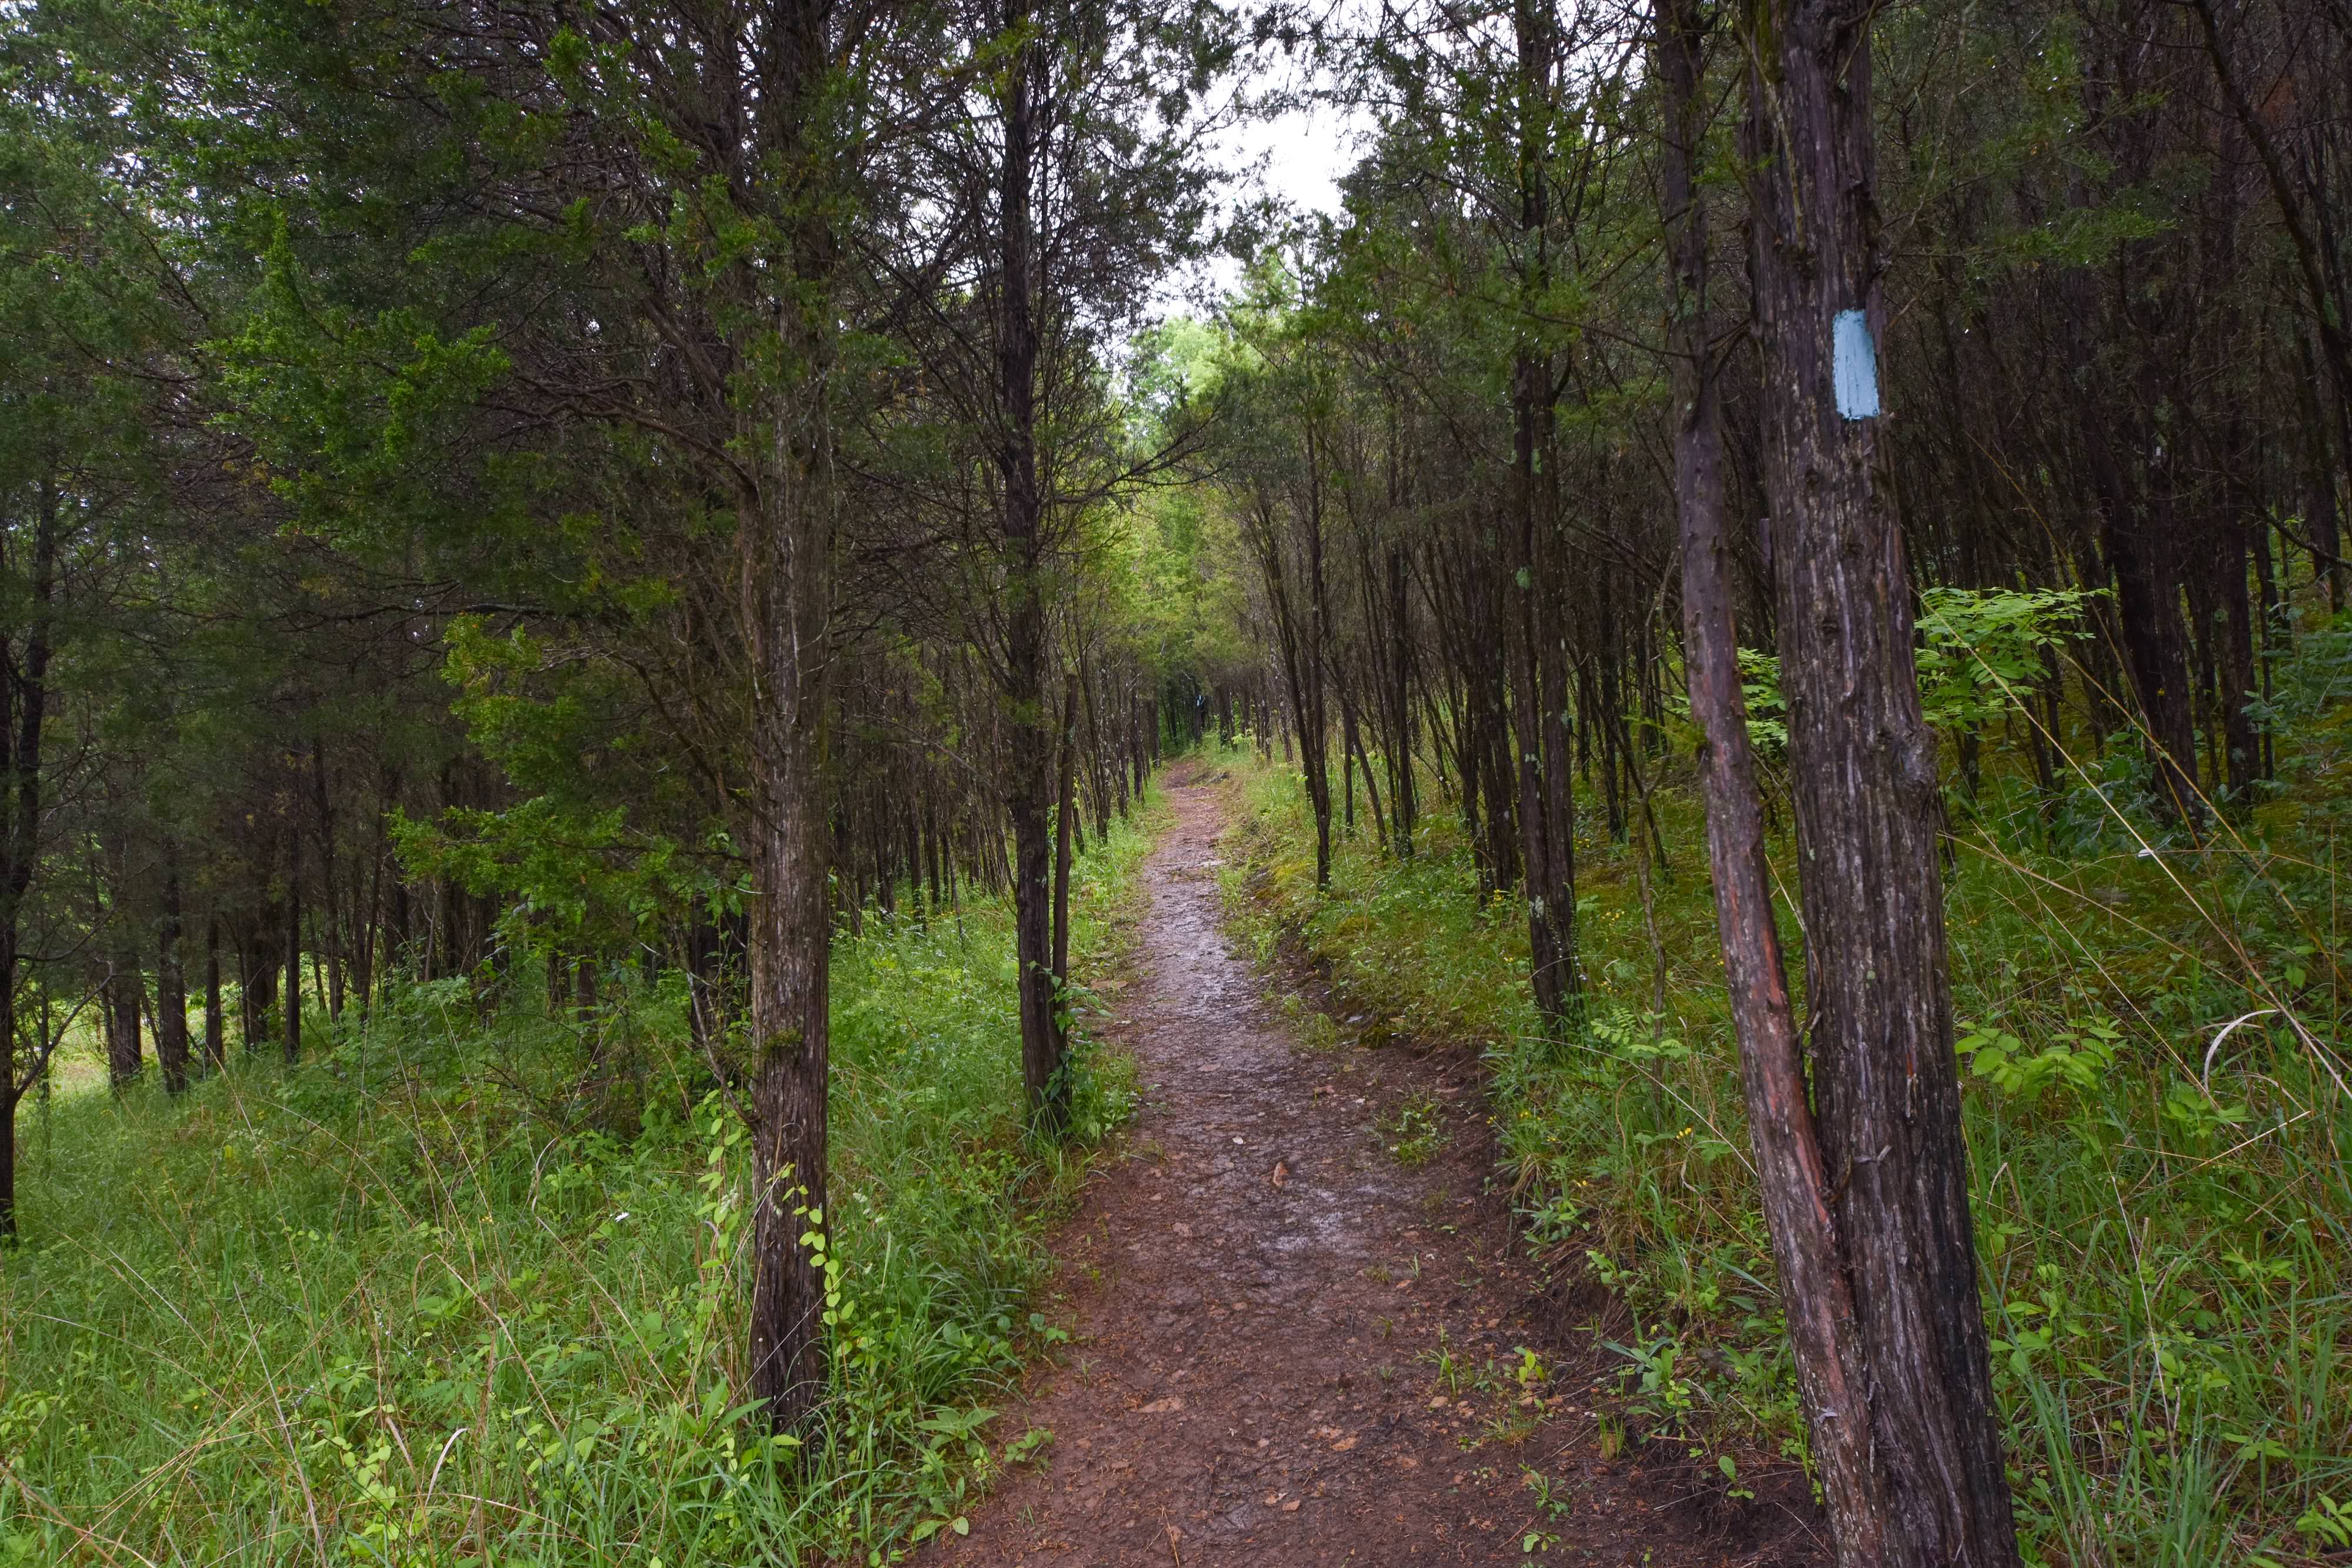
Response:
1832,309,1880,420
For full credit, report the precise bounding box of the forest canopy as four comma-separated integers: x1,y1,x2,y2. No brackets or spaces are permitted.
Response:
2,0,2349,1562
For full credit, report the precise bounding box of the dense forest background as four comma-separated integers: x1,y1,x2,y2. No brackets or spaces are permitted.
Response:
2,0,2350,1560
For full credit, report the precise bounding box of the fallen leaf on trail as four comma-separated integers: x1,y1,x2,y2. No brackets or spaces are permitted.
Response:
1139,1397,1185,1413
1271,1161,1289,1187
1329,1435,1359,1451
1264,1492,1284,1506
1428,1397,1449,1409
1282,1499,1302,1512
1313,1426,1344,1439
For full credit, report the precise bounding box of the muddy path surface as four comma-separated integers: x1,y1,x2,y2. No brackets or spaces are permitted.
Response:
926,768,1816,1567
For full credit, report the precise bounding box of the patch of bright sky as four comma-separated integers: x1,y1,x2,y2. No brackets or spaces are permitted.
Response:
1157,78,1372,317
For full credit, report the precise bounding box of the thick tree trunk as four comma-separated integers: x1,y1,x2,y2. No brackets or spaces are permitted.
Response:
1657,0,1882,1551
995,0,1068,1134
1742,0,2023,1559
744,577,834,1435
741,0,844,1435
743,381,838,1437
1505,0,1581,1044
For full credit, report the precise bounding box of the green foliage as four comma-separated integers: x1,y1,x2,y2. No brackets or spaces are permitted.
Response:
1703,587,2097,754
1665,651,1790,753
1220,723,2352,1564
0,794,1164,1565
1915,586,2101,732
1955,1015,2122,1099
1379,1091,1446,1168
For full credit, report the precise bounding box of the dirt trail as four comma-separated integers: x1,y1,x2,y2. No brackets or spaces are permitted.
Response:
929,768,1795,1567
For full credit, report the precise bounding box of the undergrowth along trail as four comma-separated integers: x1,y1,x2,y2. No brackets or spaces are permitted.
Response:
1215,698,2352,1567
0,793,1167,1567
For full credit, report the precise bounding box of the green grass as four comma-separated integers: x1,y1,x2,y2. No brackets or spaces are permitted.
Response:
0,788,1166,1567
1210,625,2352,1567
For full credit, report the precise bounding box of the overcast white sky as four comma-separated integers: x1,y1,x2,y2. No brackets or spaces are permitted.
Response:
1158,81,1370,313
1223,99,1361,218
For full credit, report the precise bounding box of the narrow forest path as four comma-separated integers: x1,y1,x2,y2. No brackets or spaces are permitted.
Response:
926,766,1776,1567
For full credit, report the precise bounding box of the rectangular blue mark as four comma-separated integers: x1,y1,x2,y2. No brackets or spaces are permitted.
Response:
1833,309,1880,420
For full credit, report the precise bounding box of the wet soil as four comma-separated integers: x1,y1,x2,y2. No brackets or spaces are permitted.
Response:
926,766,1819,1567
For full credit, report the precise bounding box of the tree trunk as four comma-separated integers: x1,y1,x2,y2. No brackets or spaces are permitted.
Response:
1387,542,1418,858
2215,521,2261,800
1053,672,1078,1000
741,419,838,1433
203,917,226,1072
158,865,191,1094
1658,0,1882,1551
2189,0,2352,539
1505,0,1581,1044
312,745,345,1018
283,814,302,1065
997,0,1068,1135
2296,326,2346,610
103,964,141,1091
0,480,57,1238
242,913,278,1055
0,1084,13,1241
1743,0,2023,1557
1304,490,1331,889
2102,493,2200,818
742,0,844,1434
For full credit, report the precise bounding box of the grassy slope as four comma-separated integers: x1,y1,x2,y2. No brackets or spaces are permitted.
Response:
1213,638,2352,1567
0,790,1167,1567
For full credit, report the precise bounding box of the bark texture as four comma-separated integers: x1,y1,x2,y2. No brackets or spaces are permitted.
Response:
158,865,191,1094
1508,0,1579,1032
743,0,845,1438
1656,0,1882,1552
997,0,1068,1134
1742,0,2023,1559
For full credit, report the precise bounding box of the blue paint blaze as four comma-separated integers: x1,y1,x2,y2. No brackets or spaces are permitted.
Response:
1832,309,1880,420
